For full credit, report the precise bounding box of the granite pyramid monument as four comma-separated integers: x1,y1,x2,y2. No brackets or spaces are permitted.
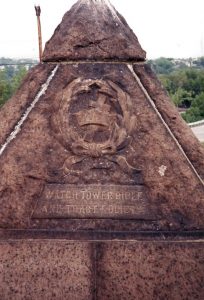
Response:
0,0,203,299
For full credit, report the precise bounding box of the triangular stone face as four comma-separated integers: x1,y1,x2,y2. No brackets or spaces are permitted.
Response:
1,2,204,298
0,62,204,230
0,0,203,231
42,0,146,62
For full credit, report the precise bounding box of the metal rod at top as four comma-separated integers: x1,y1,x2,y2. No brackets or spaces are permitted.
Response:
35,6,43,62
35,6,41,17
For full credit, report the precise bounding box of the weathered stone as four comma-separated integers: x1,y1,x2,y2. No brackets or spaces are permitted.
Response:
133,63,204,180
0,240,203,300
96,241,204,299
0,64,55,147
0,240,94,300
0,63,203,230
42,0,146,62
0,0,203,298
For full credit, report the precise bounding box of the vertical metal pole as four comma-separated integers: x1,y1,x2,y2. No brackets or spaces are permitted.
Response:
35,6,43,62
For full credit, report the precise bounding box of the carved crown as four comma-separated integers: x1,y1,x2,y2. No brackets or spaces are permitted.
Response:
75,109,110,127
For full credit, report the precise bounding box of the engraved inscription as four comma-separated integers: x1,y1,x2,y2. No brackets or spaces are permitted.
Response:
39,204,145,217
44,186,143,203
33,185,154,220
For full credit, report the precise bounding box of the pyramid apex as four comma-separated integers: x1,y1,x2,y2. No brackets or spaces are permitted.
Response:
42,0,146,62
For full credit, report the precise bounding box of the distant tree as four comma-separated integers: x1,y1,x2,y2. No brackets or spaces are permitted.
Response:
11,66,27,94
170,88,193,108
149,57,174,74
0,69,12,106
160,68,204,109
182,92,204,122
194,56,204,68
0,64,27,107
5,66,15,80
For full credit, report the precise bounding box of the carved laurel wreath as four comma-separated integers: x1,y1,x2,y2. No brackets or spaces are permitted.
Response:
53,78,136,158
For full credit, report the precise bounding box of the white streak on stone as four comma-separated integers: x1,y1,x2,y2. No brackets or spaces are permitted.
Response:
128,64,204,187
103,0,120,20
83,0,120,21
158,165,167,177
0,65,59,157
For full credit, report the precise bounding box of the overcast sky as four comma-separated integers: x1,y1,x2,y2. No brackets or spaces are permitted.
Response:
0,0,204,60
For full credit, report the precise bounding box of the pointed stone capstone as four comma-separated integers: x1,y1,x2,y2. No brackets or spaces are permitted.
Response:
0,0,204,299
42,0,146,62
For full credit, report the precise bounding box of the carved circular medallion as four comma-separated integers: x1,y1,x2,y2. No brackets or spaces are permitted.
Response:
53,78,136,158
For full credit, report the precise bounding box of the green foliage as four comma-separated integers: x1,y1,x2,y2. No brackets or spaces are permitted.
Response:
170,88,193,108
0,58,37,107
0,69,12,107
149,57,174,74
182,92,204,122
159,69,204,108
155,61,204,122
11,66,27,94
0,66,27,107
193,56,204,68
0,57,204,125
149,57,204,76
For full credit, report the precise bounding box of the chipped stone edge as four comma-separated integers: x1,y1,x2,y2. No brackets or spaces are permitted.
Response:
128,64,204,187
0,65,59,157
